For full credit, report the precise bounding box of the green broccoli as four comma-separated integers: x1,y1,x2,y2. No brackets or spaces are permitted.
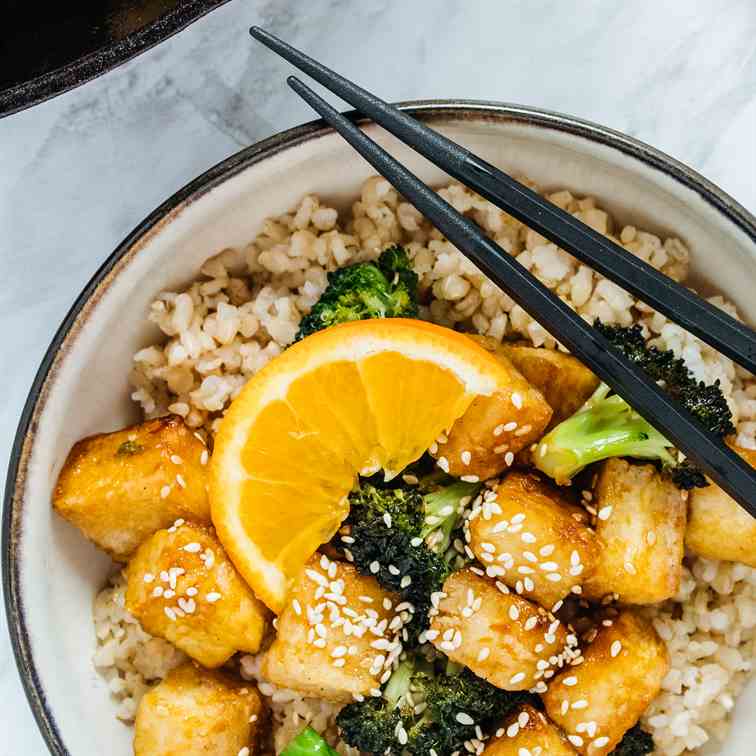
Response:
295,245,418,340
336,478,479,646
280,726,339,756
534,322,734,488
336,656,532,755
610,724,655,755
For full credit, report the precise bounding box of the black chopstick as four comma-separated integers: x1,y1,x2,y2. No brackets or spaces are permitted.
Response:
285,74,756,516
250,26,756,377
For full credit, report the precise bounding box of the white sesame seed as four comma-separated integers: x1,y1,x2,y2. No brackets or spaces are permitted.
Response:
160,485,171,499
509,605,520,621
624,561,637,575
509,672,526,684
546,572,562,582
164,607,177,621
524,616,538,631
593,736,609,748
539,544,555,556
143,573,154,584
206,592,221,603
567,735,583,747
511,392,523,409
511,513,526,524
383,512,392,528
597,505,613,520
292,599,302,615
461,450,472,465
493,424,505,436
563,676,578,686
369,561,380,574
461,475,480,483
570,550,581,566
331,646,348,658
561,700,569,715
163,590,175,599
505,452,515,466
437,456,450,473
517,565,535,574
400,575,412,589
521,532,536,543
200,449,209,465
539,561,558,571
410,536,423,547
477,647,490,662
183,542,202,553
170,454,183,465
249,714,258,723
238,748,250,756
388,564,400,576
569,564,584,576
646,530,657,545
151,586,164,598
611,640,622,658
503,421,518,432
176,473,186,488
506,723,520,737
572,699,589,709
429,442,438,454
456,712,475,726
524,577,535,592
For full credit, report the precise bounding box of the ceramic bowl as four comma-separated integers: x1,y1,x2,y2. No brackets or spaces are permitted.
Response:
4,101,755,755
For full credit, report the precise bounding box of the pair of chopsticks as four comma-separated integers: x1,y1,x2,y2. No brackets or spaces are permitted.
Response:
250,26,756,516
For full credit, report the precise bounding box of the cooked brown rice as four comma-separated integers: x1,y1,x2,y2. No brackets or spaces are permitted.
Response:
93,176,754,754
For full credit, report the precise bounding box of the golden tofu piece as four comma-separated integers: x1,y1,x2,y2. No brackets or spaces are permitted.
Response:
583,459,686,604
134,662,265,756
469,472,599,609
686,445,756,566
126,521,268,668
261,553,402,703
429,569,570,691
54,417,210,560
479,338,600,426
433,342,552,480
542,610,668,755
482,704,577,755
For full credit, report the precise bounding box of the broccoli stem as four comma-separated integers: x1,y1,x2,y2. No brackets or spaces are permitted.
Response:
421,480,480,554
384,659,415,708
535,382,676,484
280,726,339,756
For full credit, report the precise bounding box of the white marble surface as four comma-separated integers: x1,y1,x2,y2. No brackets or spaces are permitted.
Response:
1,0,755,752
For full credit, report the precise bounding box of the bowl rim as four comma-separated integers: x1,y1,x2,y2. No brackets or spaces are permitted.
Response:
4,99,756,756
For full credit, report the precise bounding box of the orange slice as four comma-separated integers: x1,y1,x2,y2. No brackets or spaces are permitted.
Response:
210,318,510,612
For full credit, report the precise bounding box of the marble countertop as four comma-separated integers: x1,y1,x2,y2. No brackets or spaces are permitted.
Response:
1,0,755,752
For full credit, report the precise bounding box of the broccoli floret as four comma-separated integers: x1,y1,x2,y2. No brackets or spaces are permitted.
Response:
295,245,418,340
336,478,479,646
280,726,339,756
534,322,734,488
610,724,654,755
336,656,531,756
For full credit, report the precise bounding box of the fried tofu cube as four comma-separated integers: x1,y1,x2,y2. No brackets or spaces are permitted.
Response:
583,459,686,604
429,569,570,691
54,417,210,560
686,445,756,567
469,472,599,609
134,662,265,756
482,704,577,755
126,521,268,668
542,610,668,755
261,553,402,703
433,341,552,480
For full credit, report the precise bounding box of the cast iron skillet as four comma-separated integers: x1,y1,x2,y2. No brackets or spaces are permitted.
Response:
0,0,229,118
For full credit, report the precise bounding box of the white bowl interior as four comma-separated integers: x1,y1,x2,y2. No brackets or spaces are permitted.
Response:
14,112,756,754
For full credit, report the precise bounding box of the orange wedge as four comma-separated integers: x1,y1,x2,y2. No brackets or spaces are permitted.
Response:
210,318,510,612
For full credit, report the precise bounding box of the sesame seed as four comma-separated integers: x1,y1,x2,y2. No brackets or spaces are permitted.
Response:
200,449,209,465
509,605,520,621
494,443,510,454
170,454,183,465
611,640,622,657
461,451,472,465
332,645,348,658
388,564,400,576
163,590,175,599
561,700,569,715
539,561,558,571
151,586,164,598
160,485,171,499
539,544,555,556
514,424,532,437
569,564,584,576
509,672,526,684
524,577,535,592
437,456,450,473
524,616,538,631
624,561,637,575
646,530,657,545
383,512,392,528
292,599,302,615
456,712,475,725
521,532,536,543
505,452,515,466
176,474,186,488
517,565,535,574
568,735,584,747
400,575,412,589
506,723,520,737
593,736,609,748
570,550,581,566
183,542,202,553
493,424,505,436
143,573,155,583
563,676,578,686
206,592,221,603
461,474,480,483
597,505,613,520
164,607,177,621
477,647,490,662
539,444,548,457
572,699,588,709
238,748,250,756
551,600,563,612
546,572,562,582
511,392,523,409
249,714,258,723
369,561,380,574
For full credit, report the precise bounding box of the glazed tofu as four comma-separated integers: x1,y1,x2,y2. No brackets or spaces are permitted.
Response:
126,521,268,668
261,553,402,703
686,445,756,566
583,459,686,604
54,417,210,560
432,342,552,480
542,610,668,755
134,662,265,756
469,472,599,610
428,569,570,691
482,704,577,755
